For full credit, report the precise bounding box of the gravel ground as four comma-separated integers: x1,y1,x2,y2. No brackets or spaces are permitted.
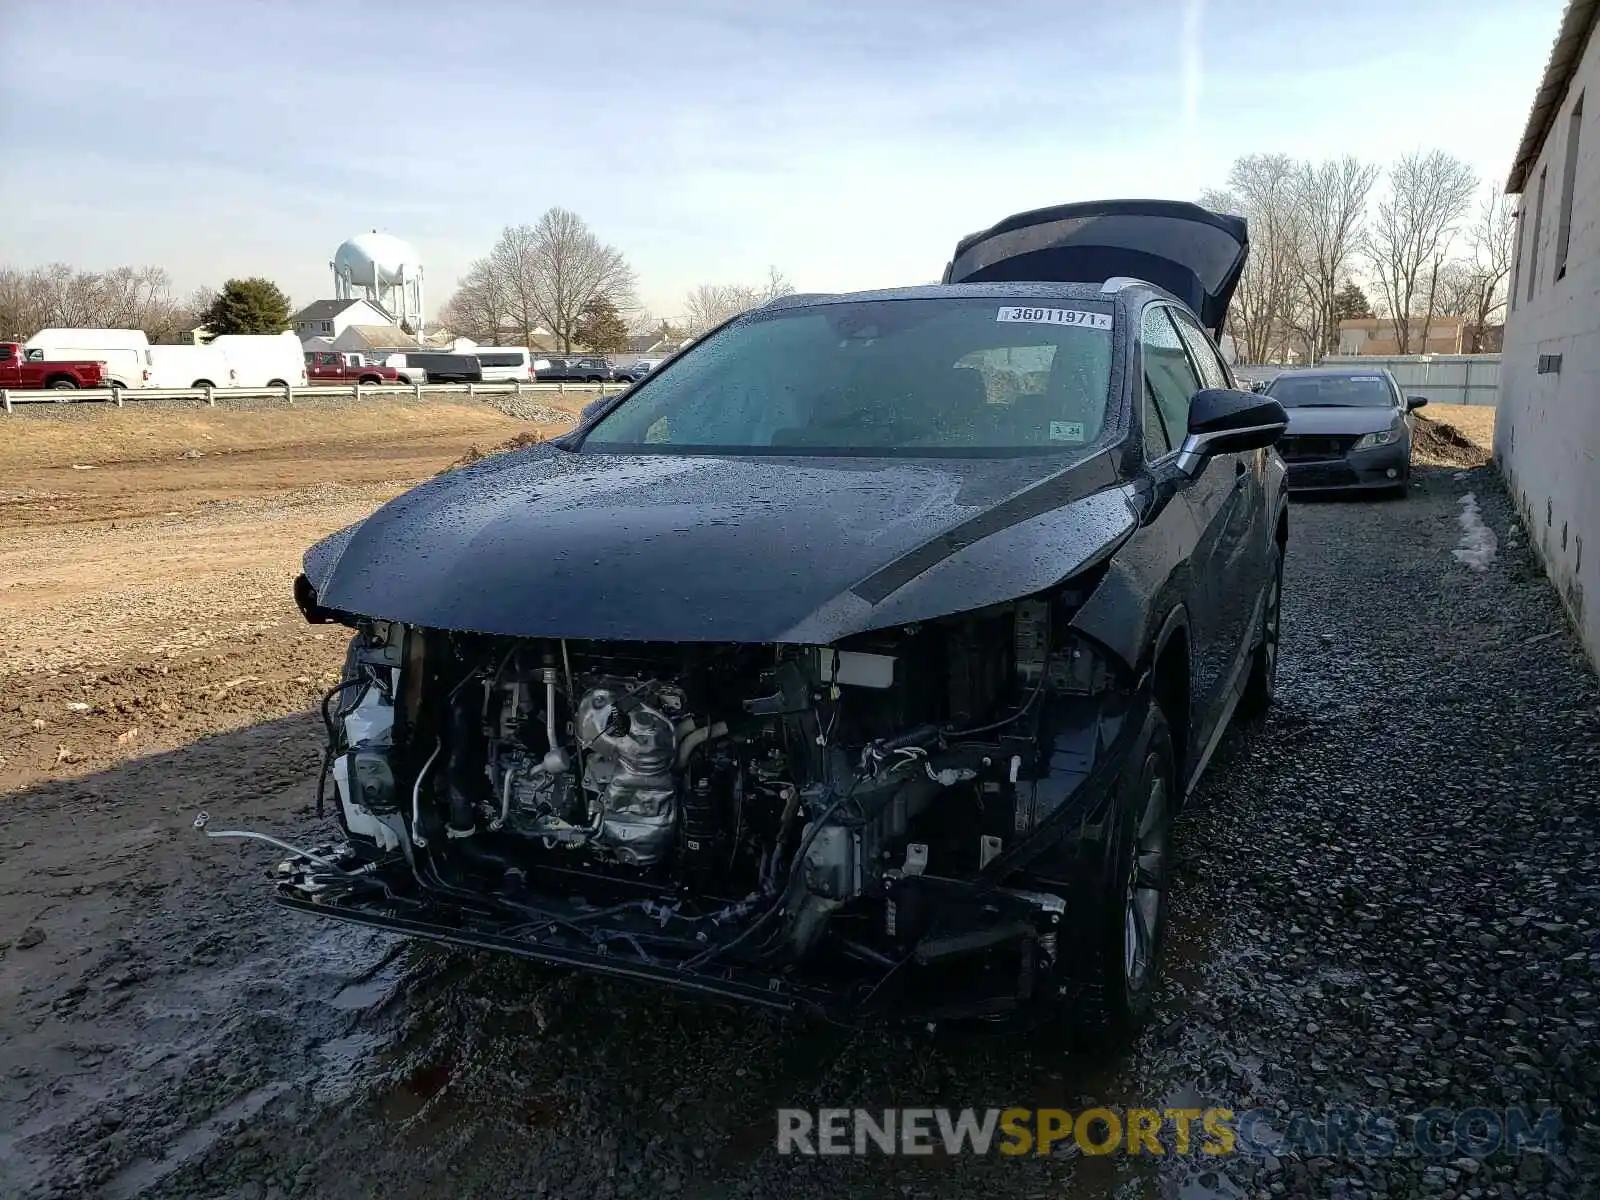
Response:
1,460,1597,1200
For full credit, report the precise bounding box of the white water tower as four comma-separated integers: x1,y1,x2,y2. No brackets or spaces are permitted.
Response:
331,231,425,335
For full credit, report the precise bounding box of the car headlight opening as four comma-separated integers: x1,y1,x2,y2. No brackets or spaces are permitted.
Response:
1353,425,1403,450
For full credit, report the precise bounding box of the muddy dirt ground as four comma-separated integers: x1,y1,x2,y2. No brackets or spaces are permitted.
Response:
2,404,1596,1200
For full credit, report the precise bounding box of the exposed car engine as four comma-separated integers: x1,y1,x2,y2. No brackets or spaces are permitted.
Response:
290,584,1125,1018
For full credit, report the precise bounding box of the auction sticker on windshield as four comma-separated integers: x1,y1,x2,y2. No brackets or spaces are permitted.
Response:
1049,421,1086,442
996,307,1112,330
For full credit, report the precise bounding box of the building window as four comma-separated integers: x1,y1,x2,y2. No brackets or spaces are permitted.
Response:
1528,166,1547,302
1556,92,1584,280
1510,206,1524,312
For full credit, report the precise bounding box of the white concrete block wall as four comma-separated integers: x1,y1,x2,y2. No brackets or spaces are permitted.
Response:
1497,19,1600,671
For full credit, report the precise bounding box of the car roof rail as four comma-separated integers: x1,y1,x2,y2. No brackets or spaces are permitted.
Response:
1100,276,1149,294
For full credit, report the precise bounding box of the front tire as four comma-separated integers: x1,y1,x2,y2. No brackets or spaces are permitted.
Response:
1062,703,1175,1042
1238,540,1283,719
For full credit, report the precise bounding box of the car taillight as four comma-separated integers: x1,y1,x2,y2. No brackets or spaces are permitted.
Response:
143,369,151,381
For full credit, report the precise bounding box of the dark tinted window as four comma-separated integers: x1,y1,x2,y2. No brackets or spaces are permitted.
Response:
1140,305,1200,450
407,353,479,370
1170,310,1229,390
1267,374,1396,408
476,352,525,368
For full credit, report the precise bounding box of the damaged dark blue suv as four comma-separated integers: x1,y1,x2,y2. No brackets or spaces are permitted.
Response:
246,200,1290,1040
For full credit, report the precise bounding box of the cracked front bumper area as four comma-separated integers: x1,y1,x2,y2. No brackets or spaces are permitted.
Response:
265,689,1143,1027
272,860,1068,1023
1285,440,1410,492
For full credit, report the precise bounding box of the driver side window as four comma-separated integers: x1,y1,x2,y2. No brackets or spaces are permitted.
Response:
1171,310,1230,391
1141,305,1201,455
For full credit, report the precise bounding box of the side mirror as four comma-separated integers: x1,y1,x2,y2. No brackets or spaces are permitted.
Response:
580,398,609,424
1406,395,1428,411
1177,388,1289,477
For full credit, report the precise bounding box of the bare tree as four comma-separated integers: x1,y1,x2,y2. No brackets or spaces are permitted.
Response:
496,209,636,352
439,211,635,351
439,257,514,344
1365,150,1477,353
681,266,794,336
1457,185,1516,351
1291,156,1379,358
1427,260,1480,320
183,286,219,335
0,262,192,341
1201,154,1303,364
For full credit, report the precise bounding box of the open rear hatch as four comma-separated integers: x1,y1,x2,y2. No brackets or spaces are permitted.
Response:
942,199,1248,340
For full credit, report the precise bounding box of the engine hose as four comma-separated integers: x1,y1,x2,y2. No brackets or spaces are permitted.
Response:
444,699,480,835
681,774,864,972
941,668,1048,739
410,739,443,849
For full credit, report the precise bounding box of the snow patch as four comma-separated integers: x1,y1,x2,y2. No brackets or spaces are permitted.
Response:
1452,492,1498,571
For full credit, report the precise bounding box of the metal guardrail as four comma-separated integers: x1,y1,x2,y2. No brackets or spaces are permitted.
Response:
0,379,616,413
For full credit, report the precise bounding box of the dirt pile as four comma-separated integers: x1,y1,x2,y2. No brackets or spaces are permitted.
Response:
444,430,549,471
1413,415,1492,468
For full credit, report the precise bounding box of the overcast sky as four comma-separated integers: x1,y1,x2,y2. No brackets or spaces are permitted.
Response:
0,0,1566,323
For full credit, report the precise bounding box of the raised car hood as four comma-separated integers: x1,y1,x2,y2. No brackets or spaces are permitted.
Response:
942,199,1249,340
304,445,1139,644
1282,407,1398,436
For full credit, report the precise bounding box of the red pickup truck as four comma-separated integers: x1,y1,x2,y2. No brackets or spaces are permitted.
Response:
305,351,415,385
0,342,107,390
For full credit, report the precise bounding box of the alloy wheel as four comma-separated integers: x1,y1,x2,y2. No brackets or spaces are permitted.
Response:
1263,561,1282,694
1122,766,1169,993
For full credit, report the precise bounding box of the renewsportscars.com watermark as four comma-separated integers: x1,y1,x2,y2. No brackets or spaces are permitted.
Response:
775,1106,1564,1159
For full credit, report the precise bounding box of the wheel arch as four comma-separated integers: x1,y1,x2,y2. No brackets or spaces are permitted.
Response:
1148,604,1192,788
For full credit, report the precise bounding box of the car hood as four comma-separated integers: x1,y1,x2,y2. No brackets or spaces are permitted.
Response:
1280,407,1400,436
304,445,1139,644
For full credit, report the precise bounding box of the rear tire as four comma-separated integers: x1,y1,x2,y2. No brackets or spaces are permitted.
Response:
191,379,215,389
1238,540,1283,719
1060,703,1175,1043
49,378,78,390
268,379,288,388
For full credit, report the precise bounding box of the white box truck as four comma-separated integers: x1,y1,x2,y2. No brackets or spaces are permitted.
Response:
24,328,152,389
147,344,235,389
211,332,307,388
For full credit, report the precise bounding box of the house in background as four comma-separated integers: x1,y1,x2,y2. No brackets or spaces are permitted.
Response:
1497,0,1598,667
1337,315,1466,355
290,299,394,345
330,324,461,356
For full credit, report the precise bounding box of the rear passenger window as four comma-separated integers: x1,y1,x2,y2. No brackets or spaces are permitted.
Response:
1141,306,1201,452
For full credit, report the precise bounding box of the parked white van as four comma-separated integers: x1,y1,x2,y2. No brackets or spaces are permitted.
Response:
24,328,152,389
147,344,235,389
211,332,307,388
473,347,534,382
